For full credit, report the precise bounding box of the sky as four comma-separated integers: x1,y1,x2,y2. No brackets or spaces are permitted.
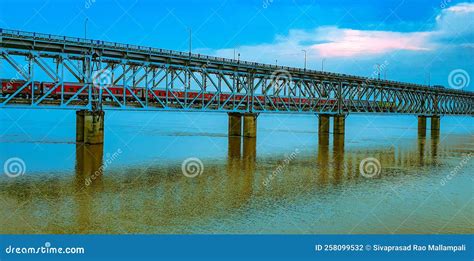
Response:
0,0,473,90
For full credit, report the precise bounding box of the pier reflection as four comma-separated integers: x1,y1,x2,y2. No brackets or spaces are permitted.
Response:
333,134,345,184
74,143,104,189
417,132,426,167
317,133,329,186
242,138,256,174
431,130,440,164
74,143,104,232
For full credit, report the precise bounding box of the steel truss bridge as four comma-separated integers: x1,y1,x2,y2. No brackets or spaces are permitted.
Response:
0,29,473,115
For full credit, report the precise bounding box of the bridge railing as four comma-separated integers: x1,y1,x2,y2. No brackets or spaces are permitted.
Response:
0,28,334,74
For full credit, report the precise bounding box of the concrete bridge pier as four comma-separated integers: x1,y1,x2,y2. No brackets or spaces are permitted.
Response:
318,115,330,135
227,112,258,160
333,115,345,135
318,115,330,146
318,132,330,147
431,116,440,136
76,110,105,144
417,115,427,137
418,115,440,137
228,137,242,159
228,112,242,137
228,112,258,138
318,114,345,145
317,114,345,135
243,113,258,138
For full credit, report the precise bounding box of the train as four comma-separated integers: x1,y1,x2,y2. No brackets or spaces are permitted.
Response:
1,79,397,111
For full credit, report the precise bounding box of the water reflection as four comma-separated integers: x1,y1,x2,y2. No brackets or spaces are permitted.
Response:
333,134,345,185
74,144,104,233
75,143,104,189
0,129,471,234
317,133,329,186
431,130,440,163
418,133,426,167
242,138,257,173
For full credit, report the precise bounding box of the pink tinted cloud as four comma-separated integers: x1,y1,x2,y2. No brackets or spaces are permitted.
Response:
311,28,432,58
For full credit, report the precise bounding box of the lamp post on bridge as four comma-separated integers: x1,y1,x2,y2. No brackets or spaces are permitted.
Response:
84,18,88,39
188,28,192,56
376,63,381,80
321,58,326,71
302,49,307,70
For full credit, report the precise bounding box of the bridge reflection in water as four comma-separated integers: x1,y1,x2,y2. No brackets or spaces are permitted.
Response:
67,132,446,233
0,130,466,234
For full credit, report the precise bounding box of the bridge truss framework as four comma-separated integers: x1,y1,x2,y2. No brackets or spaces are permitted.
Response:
1,29,472,116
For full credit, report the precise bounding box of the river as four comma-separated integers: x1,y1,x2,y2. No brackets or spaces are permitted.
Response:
0,109,472,234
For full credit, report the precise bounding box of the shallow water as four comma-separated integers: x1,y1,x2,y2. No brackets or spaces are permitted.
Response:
0,109,472,234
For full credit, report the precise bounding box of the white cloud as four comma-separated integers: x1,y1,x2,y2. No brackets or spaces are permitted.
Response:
197,2,474,62
435,3,474,40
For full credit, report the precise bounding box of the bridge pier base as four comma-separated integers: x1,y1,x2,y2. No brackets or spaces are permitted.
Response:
76,110,105,144
228,112,258,138
318,114,345,148
318,115,330,135
228,112,242,137
243,113,258,138
227,113,258,160
333,115,345,135
431,116,440,135
417,115,427,137
228,137,242,159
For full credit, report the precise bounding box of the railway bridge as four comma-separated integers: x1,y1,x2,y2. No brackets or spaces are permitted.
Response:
1,29,473,146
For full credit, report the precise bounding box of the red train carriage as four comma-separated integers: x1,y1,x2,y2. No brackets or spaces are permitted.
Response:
2,79,343,109
1,79,42,98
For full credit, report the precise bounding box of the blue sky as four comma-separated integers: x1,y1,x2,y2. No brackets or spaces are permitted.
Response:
0,0,472,90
